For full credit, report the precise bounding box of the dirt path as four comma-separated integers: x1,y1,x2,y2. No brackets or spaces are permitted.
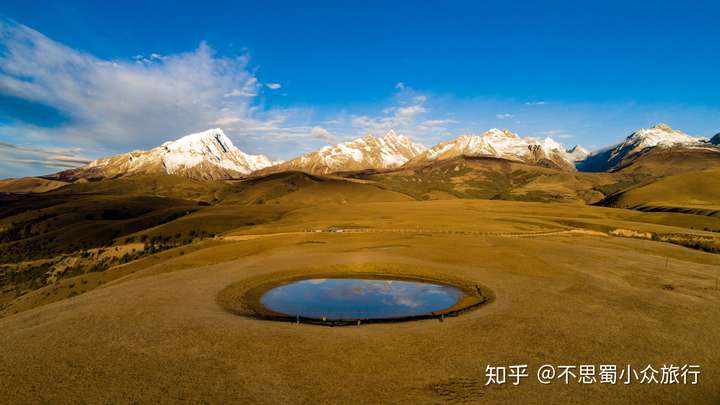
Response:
221,227,609,241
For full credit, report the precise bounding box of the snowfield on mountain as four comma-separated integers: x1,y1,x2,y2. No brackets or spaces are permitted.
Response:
577,123,717,172
405,128,575,170
53,129,274,181
259,130,427,175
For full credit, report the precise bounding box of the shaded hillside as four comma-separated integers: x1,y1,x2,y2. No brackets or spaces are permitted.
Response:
52,174,230,203
612,146,720,177
222,171,413,205
0,193,204,263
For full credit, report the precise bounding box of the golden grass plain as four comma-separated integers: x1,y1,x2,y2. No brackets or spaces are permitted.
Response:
1,199,719,404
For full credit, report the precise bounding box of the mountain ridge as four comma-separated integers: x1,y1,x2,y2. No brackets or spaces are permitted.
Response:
6,123,719,186
404,129,575,171
257,130,426,175
577,123,713,172
51,128,274,181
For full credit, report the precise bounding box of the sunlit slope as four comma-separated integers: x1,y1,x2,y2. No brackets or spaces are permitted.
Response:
351,156,616,203
1,211,718,404
4,198,720,320
0,177,69,193
599,167,720,216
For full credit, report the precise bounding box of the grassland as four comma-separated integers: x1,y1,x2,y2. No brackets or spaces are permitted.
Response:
599,167,720,218
0,168,719,403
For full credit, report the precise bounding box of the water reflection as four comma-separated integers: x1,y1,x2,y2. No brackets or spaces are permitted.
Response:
260,278,464,320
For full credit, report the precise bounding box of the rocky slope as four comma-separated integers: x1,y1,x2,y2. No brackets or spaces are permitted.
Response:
52,129,273,181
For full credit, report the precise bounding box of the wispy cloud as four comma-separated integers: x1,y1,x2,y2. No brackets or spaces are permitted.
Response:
0,141,91,173
496,113,514,119
348,84,432,137
535,130,574,139
0,20,309,176
310,126,335,142
266,82,282,90
351,104,427,134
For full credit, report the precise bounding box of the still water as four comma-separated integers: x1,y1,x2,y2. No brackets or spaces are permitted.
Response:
260,278,464,320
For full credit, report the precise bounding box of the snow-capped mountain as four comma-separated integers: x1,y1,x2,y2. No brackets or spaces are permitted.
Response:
405,129,574,170
577,123,711,172
259,130,426,175
54,128,274,181
566,145,590,162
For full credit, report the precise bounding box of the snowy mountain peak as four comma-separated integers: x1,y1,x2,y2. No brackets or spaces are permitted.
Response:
577,124,714,172
158,128,272,175
259,130,426,175
69,128,274,180
542,137,563,152
407,128,573,170
566,145,590,162
383,129,400,139
162,128,235,156
651,123,673,132
486,128,519,139
619,124,705,158
566,145,589,155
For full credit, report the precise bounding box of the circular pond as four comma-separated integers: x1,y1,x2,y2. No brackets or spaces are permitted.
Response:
259,278,466,321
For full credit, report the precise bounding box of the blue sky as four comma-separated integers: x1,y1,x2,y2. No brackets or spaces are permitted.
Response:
1,0,719,178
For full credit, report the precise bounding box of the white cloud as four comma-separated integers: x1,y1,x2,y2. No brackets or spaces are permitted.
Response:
0,141,91,173
223,88,255,97
351,104,428,134
420,119,457,126
310,126,335,142
496,113,514,119
211,116,246,126
266,82,282,90
535,129,574,139
525,101,548,105
350,86,431,136
0,20,301,166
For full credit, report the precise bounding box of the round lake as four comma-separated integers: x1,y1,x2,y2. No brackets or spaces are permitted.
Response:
259,278,466,320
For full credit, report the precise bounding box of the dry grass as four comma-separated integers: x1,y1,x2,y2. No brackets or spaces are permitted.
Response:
0,199,719,403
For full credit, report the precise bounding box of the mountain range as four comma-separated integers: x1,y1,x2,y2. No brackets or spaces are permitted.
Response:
5,123,719,187
405,128,575,170
257,130,426,175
